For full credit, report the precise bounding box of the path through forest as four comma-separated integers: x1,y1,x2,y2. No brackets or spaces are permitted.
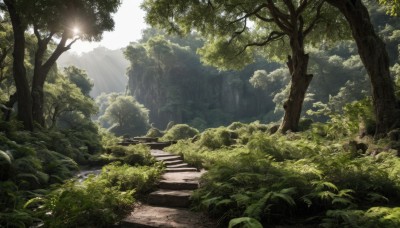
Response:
121,149,217,227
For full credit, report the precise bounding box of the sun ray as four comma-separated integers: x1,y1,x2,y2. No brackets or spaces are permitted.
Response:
72,27,80,36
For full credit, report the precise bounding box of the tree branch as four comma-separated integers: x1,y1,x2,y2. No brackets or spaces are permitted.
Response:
304,0,325,36
255,13,274,22
283,0,296,16
228,19,247,44
236,31,285,56
66,37,79,49
266,0,292,34
296,0,309,15
228,3,268,25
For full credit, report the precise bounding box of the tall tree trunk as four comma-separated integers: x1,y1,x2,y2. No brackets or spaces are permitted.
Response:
280,37,313,133
4,0,34,131
31,75,46,126
32,39,47,126
327,0,399,137
31,30,72,127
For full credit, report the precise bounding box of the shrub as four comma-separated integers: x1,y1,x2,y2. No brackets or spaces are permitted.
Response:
322,207,400,228
98,144,154,166
161,124,199,141
36,178,135,228
228,122,247,131
30,162,163,227
197,128,235,149
146,127,164,138
124,144,154,166
99,162,163,193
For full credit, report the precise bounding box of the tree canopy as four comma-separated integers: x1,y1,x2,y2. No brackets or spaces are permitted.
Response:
101,95,150,136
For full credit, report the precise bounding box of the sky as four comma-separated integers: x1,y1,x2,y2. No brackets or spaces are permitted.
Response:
70,0,147,54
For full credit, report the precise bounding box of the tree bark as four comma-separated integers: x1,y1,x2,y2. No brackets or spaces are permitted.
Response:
280,36,313,133
327,0,399,137
4,0,34,131
32,30,71,127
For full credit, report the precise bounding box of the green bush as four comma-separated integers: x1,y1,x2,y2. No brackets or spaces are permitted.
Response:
173,127,400,226
29,162,163,227
103,144,154,166
197,128,236,149
146,127,164,138
35,178,135,228
161,124,199,141
322,207,400,228
228,122,247,130
107,145,127,157
124,144,154,166
99,162,163,193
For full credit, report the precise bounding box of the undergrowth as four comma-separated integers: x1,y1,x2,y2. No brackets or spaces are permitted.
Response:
23,162,163,227
0,117,161,227
165,112,400,227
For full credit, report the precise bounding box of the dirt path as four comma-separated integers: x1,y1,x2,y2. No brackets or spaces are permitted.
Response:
120,150,217,227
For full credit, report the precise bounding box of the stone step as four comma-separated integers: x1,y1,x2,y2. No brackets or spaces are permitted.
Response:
162,159,184,166
166,167,198,172
121,204,217,228
159,180,199,190
153,153,177,158
148,189,192,208
155,155,181,162
150,150,173,157
166,163,189,168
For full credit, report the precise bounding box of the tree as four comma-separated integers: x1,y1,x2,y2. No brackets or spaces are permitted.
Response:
2,0,33,130
64,66,93,96
1,0,121,129
143,0,347,132
101,95,150,136
44,73,96,129
326,0,400,137
0,17,14,120
29,0,121,126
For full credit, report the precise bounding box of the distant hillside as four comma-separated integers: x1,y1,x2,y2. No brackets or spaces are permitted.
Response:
57,47,129,97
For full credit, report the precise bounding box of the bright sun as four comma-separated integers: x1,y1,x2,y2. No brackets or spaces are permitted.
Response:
72,27,80,36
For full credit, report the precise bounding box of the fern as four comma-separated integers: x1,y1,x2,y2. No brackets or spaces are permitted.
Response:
228,217,263,228
244,188,296,220
0,209,38,228
15,173,40,186
0,150,13,164
366,192,389,203
231,193,252,207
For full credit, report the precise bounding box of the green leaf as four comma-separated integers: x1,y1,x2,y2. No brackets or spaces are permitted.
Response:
332,197,353,206
216,198,234,207
23,197,46,209
228,217,263,228
272,192,296,206
0,150,13,165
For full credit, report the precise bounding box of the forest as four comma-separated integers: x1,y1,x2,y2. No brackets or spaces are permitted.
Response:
1,0,400,227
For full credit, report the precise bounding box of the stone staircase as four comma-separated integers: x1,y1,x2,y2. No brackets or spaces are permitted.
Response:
121,150,216,228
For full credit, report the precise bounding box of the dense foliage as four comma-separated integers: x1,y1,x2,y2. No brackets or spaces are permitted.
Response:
0,122,163,227
124,2,400,130
1,1,400,227
165,105,400,226
100,95,150,136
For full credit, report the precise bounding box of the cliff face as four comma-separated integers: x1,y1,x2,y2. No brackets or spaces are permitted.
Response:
126,54,277,129
57,47,129,97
